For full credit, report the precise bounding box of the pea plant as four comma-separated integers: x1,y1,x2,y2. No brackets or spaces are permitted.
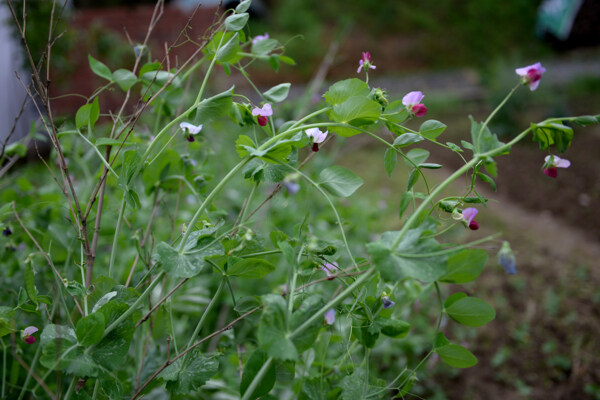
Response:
1,1,598,399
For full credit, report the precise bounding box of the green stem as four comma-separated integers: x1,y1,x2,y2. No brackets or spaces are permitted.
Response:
395,233,501,258
0,339,5,399
178,157,251,252
182,278,226,360
91,379,100,400
76,131,119,179
434,282,444,333
108,194,126,279
289,267,375,340
240,356,274,400
195,34,225,105
286,245,304,329
63,376,78,400
477,84,520,153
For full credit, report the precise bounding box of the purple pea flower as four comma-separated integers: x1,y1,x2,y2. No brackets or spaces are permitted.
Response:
497,241,517,275
252,33,269,45
543,155,570,178
382,296,395,309
321,262,338,280
324,308,336,325
180,122,203,142
357,51,376,73
461,208,479,230
515,62,546,91
22,326,38,344
402,91,427,117
305,128,328,152
2,227,11,236
252,103,273,126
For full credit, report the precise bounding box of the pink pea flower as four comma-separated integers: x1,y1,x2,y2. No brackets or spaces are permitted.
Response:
543,155,570,178
324,308,336,325
321,262,338,280
402,91,428,117
252,33,269,45
180,122,203,142
515,62,546,91
357,51,376,73
22,326,38,344
252,103,273,126
305,127,328,152
461,208,479,231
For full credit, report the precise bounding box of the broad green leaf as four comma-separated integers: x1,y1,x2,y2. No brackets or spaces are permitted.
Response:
367,219,447,282
90,301,134,370
154,230,223,278
290,295,324,353
97,377,123,400
393,133,423,148
225,13,249,31
440,249,488,284
75,97,100,130
40,324,77,346
405,148,429,165
236,0,252,13
75,312,106,347
446,296,495,327
419,119,446,139
531,122,574,153
66,353,100,377
269,54,280,72
384,148,397,177
435,331,451,348
112,69,138,91
257,294,298,361
216,32,242,63
252,38,278,56
383,99,409,124
4,142,27,157
572,115,598,126
446,141,463,152
318,166,364,197
279,55,295,65
40,324,79,370
436,343,478,368
470,115,504,154
240,349,276,399
24,262,37,305
443,292,467,309
263,83,291,103
140,70,181,88
331,96,381,126
476,172,497,191
227,257,275,279
194,86,234,123
160,349,219,394
324,78,370,106
142,148,182,194
139,61,162,77
88,55,112,81
378,318,410,338
0,307,15,337
339,368,367,400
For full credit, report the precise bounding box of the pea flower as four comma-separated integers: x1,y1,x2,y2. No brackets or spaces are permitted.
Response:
457,207,479,230
543,155,570,178
515,62,546,91
305,127,328,152
497,241,517,275
357,51,376,73
382,296,395,309
22,326,38,344
2,227,11,236
321,261,338,280
252,33,269,45
324,308,336,325
180,122,203,142
402,91,427,117
252,103,273,126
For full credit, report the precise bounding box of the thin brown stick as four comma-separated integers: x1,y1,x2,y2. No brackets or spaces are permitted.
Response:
11,352,57,400
136,278,188,328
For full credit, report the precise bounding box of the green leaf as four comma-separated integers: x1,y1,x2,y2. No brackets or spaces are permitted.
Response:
383,148,397,177
470,116,504,154
436,343,478,368
531,122,574,153
40,325,79,370
216,32,241,63
236,0,252,13
572,115,598,126
290,295,324,353
324,78,370,106
419,119,446,139
88,55,112,81
24,262,37,305
225,12,249,31
252,38,278,56
90,301,134,370
443,292,467,309
419,163,442,169
378,318,410,338
263,83,291,103
405,148,429,165
446,141,463,152
367,219,447,282
140,70,181,88
41,324,77,346
279,55,295,65
240,349,276,399
154,230,223,278
75,97,100,130
4,142,27,157
476,172,497,191
66,353,100,377
393,133,423,148
227,257,275,279
339,368,367,400
318,166,364,197
398,192,412,219
194,86,234,123
331,96,381,126
95,138,132,147
383,99,409,124
406,170,418,190
257,294,298,361
445,296,495,327
440,249,488,284
112,69,138,91
160,349,219,394
75,312,106,347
